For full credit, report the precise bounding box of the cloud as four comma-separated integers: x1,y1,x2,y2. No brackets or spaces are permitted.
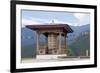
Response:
22,17,45,27
73,13,90,26
22,17,74,27
22,17,79,27
50,19,73,25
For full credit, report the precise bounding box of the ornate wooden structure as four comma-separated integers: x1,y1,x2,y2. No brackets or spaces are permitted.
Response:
26,24,73,58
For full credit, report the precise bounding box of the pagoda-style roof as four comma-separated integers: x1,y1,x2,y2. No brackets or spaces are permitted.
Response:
26,24,73,33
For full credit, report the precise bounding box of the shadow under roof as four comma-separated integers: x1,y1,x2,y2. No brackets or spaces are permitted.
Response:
26,24,73,33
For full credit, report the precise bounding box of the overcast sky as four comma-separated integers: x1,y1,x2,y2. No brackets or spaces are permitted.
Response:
21,10,90,27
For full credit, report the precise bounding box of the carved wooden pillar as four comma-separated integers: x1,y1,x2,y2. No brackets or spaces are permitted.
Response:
36,31,40,55
64,34,67,49
45,35,48,54
58,33,62,54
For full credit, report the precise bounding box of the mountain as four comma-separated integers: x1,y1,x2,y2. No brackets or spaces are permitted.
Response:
67,24,90,45
21,24,90,46
21,27,35,46
21,27,46,58
21,44,36,58
68,30,90,56
21,28,46,46
21,24,90,58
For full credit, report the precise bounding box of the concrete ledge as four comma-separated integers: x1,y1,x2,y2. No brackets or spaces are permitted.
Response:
37,54,67,59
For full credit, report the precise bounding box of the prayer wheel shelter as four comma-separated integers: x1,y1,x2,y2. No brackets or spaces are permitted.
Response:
26,24,73,59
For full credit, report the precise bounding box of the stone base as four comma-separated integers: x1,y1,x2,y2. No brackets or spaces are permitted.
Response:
36,54,67,59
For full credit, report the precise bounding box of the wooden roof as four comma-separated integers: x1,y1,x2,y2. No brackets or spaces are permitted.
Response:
26,24,73,33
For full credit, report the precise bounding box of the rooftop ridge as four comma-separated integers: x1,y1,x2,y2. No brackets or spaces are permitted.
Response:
26,24,73,33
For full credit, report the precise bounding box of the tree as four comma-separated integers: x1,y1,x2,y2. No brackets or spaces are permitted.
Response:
66,48,75,56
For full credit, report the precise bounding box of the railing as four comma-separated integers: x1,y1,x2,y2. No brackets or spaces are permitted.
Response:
39,45,66,49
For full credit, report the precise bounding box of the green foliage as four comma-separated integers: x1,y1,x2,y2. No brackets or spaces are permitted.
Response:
66,48,75,56
21,42,46,58
21,32,90,58
21,44,36,58
68,32,90,56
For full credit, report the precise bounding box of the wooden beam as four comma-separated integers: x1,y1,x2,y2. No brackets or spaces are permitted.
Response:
36,31,40,55
58,33,62,54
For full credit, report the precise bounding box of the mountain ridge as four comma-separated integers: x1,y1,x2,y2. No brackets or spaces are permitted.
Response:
21,24,90,58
